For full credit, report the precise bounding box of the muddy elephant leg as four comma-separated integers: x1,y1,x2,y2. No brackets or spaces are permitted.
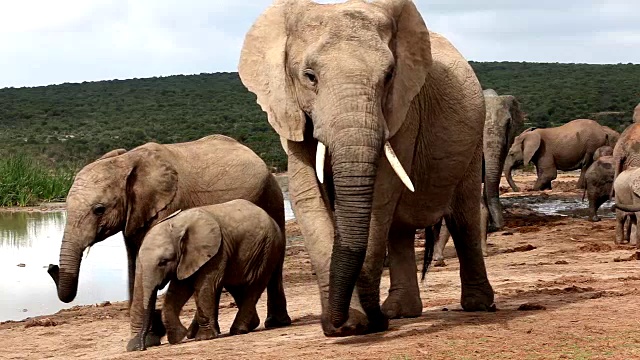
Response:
162,280,195,344
381,225,422,319
588,193,601,222
445,148,495,311
264,254,291,329
432,219,450,267
533,162,557,191
615,209,626,245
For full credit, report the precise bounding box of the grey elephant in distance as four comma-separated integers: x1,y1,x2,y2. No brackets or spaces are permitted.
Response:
47,135,291,348
239,0,494,337
128,200,286,351
504,119,619,192
583,146,615,222
481,89,524,230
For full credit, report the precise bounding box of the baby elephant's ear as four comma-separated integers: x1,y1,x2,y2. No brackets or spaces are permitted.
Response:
176,210,222,280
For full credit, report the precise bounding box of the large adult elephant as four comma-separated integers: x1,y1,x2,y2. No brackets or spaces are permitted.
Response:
239,0,494,337
47,135,291,345
482,89,524,230
613,123,640,194
504,119,619,192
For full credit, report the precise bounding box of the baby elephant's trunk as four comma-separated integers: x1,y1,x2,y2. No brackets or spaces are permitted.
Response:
138,290,158,351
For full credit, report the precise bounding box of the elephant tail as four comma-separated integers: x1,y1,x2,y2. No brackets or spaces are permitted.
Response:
421,222,441,281
581,187,587,202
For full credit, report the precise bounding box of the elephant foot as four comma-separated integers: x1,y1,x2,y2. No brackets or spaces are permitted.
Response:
230,312,260,335
433,258,446,267
166,324,188,345
381,290,423,319
321,307,388,337
186,317,199,339
461,281,496,312
194,326,219,341
264,312,292,329
125,332,161,352
589,215,601,222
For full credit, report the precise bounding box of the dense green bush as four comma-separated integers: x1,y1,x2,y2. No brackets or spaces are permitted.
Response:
0,62,638,177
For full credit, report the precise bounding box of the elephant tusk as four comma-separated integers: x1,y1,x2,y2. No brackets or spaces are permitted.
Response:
384,142,415,192
84,246,91,259
316,141,326,184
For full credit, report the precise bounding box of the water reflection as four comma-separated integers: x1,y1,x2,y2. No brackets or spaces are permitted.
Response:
0,200,295,322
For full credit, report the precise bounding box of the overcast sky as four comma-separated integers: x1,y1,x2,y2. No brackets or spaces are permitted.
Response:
0,0,638,89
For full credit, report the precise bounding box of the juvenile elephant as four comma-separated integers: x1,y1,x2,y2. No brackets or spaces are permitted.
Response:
47,135,290,346
504,119,619,192
128,200,286,351
482,89,524,230
239,0,494,336
583,146,614,222
613,123,640,188
612,167,640,246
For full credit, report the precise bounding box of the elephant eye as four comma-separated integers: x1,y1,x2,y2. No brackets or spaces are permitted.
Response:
158,258,169,267
93,205,106,216
384,66,395,85
303,69,317,86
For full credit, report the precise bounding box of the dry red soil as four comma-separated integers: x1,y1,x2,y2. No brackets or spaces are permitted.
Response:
1,172,639,360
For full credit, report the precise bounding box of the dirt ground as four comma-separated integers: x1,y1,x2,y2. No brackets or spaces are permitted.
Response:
2,172,640,359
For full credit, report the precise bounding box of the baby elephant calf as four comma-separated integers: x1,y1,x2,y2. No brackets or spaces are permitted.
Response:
583,146,614,222
127,199,287,351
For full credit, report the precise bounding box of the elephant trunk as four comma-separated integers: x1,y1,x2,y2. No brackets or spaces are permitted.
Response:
326,113,382,329
484,150,505,230
49,227,86,303
137,289,158,351
504,157,520,192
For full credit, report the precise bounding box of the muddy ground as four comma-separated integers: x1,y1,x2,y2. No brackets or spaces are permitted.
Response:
1,172,639,359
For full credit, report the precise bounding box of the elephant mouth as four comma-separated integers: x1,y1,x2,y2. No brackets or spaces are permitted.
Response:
314,140,414,193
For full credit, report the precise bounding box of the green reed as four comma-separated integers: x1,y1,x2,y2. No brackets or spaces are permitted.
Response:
0,154,75,206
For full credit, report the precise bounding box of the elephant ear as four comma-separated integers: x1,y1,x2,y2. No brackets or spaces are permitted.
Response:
124,148,178,238
522,132,542,165
238,0,307,142
176,210,222,280
378,0,432,138
505,95,525,132
97,148,127,161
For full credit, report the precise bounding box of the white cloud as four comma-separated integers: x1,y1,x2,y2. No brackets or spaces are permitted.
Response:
0,0,638,88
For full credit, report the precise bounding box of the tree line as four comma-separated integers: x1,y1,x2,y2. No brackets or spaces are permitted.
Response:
0,62,638,172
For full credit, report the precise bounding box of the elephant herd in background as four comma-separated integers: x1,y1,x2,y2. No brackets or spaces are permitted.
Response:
40,0,640,353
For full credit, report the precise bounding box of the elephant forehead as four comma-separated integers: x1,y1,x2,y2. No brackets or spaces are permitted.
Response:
292,3,393,45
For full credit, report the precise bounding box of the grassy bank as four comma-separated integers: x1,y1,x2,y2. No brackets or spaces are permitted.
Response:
0,155,75,206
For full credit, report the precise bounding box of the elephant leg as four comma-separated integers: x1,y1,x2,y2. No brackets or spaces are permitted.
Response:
192,277,222,341
615,210,626,245
588,192,601,222
432,219,450,267
480,200,489,257
264,255,292,329
381,225,423,319
162,280,194,344
623,215,632,244
445,156,495,311
229,285,262,335
577,164,589,190
126,241,165,339
533,160,557,191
